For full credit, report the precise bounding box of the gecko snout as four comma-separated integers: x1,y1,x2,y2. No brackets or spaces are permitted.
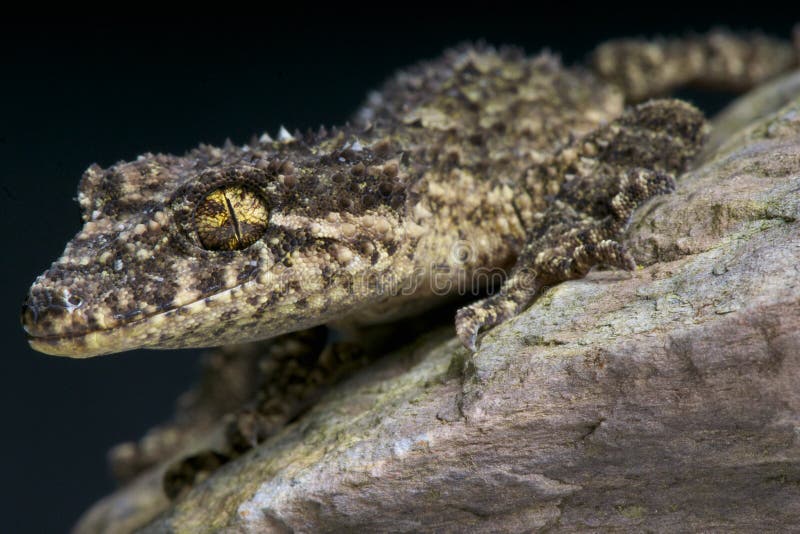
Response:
21,283,87,340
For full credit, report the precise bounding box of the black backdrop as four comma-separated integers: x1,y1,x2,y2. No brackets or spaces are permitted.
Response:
1,11,794,532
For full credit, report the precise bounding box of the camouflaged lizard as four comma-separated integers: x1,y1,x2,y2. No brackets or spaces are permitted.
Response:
23,31,798,360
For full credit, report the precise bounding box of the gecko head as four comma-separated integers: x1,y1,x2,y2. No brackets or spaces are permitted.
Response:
23,135,418,357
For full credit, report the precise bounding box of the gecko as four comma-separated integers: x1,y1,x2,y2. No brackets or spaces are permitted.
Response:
22,31,796,359
22,30,798,500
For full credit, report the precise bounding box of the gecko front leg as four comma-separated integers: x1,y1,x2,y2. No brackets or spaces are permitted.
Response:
456,99,707,350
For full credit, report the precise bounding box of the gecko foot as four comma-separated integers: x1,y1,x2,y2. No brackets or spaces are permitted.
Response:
455,236,637,351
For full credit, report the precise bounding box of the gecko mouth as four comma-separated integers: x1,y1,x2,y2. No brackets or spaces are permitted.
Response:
23,301,189,358
22,282,252,358
25,319,152,358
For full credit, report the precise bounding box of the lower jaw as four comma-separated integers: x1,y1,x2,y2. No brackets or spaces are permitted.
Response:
27,331,118,358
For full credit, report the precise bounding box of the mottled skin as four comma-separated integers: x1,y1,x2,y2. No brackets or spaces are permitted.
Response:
22,30,798,501
22,32,797,357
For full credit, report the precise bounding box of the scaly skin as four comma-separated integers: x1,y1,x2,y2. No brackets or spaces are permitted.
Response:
22,31,797,357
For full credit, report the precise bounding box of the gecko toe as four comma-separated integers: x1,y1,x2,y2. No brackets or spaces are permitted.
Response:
455,307,480,352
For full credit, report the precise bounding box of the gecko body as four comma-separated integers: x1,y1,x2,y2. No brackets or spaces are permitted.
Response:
23,33,797,357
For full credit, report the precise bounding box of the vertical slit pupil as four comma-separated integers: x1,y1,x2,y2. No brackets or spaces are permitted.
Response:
196,185,268,251
222,193,243,245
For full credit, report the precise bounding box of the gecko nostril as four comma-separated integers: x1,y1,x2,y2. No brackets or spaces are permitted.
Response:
66,294,83,309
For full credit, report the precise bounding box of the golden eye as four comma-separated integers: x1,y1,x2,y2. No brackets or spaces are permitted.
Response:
195,186,268,251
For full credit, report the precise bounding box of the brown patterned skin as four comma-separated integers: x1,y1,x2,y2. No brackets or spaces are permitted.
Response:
22,31,797,357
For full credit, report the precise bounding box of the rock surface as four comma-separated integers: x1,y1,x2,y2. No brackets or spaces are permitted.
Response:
76,72,800,533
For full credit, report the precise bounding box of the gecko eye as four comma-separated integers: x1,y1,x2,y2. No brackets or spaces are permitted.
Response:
195,185,268,251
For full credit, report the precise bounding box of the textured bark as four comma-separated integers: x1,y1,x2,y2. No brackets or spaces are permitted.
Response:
75,71,800,533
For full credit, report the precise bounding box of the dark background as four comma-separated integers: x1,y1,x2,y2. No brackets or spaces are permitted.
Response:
1,10,794,533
